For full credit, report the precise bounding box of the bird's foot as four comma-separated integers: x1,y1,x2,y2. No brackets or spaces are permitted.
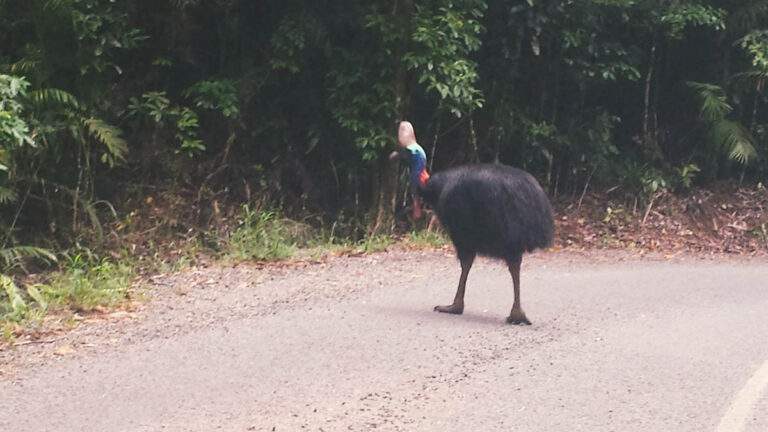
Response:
434,303,464,315
506,308,531,325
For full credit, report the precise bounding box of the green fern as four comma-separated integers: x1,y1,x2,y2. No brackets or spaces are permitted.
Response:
0,274,26,317
84,118,128,166
0,246,57,270
170,0,200,9
0,186,17,204
58,183,108,240
43,0,74,11
28,176,109,240
710,120,758,165
26,284,47,309
27,88,81,110
7,59,41,75
687,81,732,121
687,81,758,165
731,70,768,92
81,199,105,240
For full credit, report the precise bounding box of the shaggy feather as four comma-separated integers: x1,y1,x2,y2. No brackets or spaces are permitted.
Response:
420,164,554,260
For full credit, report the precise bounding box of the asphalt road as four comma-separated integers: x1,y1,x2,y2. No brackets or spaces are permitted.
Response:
2,252,768,431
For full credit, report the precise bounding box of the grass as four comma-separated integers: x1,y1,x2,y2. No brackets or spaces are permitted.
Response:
37,257,134,313
404,229,447,248
225,205,312,261
224,205,450,261
0,274,28,322
298,234,395,261
223,205,400,261
356,234,394,253
1,251,135,342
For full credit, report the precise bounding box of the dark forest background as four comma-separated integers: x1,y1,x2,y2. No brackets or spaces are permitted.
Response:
2,0,767,250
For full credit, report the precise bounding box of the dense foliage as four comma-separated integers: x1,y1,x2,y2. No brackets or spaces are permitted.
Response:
1,0,767,249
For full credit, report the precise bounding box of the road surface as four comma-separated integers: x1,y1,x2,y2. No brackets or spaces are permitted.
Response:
2,251,767,431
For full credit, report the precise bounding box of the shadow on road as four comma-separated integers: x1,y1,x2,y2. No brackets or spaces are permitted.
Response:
373,303,510,327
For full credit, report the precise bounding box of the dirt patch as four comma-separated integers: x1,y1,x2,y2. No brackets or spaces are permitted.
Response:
117,182,768,263
554,184,768,255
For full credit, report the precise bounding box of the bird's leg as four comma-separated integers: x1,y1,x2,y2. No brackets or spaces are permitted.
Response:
506,257,531,325
412,195,423,220
434,252,475,315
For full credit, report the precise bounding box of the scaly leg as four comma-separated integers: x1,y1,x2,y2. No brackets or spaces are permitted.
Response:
434,252,475,315
505,257,531,325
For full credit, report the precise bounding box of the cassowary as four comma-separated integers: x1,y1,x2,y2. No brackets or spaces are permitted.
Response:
391,121,554,325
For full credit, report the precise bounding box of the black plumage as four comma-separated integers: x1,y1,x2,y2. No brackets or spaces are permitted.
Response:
419,163,554,324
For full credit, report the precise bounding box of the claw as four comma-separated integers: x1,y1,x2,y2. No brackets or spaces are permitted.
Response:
506,309,531,325
434,304,464,315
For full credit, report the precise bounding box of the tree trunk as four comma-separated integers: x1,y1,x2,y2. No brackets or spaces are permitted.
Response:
642,41,655,150
750,79,762,132
719,32,730,87
430,114,441,172
642,38,663,161
369,156,399,235
468,115,479,162
369,0,413,235
551,57,560,125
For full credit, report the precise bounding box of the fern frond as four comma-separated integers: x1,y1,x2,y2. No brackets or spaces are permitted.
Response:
84,118,128,166
7,59,41,75
0,246,57,269
92,200,118,218
169,0,200,9
19,177,109,241
731,70,768,89
43,0,73,11
81,199,104,241
687,82,758,166
687,81,732,121
53,184,106,241
26,88,81,110
709,119,758,165
26,284,47,310
0,274,26,316
0,186,17,204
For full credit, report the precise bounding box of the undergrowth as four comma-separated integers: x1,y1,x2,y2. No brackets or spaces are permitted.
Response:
0,204,450,340
224,205,413,262
405,229,447,248
38,254,134,313
356,234,394,253
1,250,135,342
225,205,313,261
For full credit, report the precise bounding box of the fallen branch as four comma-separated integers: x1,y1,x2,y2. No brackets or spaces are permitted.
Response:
726,222,749,232
13,337,63,347
577,166,598,211
642,191,664,226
